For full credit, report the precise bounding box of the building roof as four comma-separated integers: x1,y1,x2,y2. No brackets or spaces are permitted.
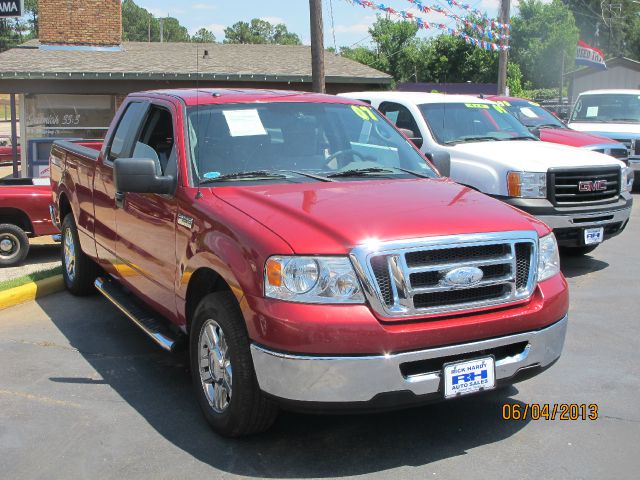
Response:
0,40,391,84
568,56,640,77
339,90,496,105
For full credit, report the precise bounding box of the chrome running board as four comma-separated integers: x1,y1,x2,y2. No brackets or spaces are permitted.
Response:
94,277,177,352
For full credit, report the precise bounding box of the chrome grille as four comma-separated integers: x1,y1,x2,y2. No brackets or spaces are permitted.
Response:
350,232,538,319
548,167,620,206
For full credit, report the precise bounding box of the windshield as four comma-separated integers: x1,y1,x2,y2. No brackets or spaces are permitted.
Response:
419,102,538,145
186,102,438,184
571,93,640,123
499,100,565,128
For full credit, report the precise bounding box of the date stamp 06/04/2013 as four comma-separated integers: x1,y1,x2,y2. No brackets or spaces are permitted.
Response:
501,403,599,421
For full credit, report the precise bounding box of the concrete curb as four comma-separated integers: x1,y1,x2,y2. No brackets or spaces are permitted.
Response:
0,275,65,311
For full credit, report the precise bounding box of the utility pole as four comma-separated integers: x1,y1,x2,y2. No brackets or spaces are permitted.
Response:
497,0,511,95
309,0,326,93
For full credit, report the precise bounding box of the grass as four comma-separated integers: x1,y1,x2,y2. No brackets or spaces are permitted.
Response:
0,266,63,291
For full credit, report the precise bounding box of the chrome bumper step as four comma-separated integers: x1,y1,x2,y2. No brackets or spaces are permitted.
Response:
94,277,179,352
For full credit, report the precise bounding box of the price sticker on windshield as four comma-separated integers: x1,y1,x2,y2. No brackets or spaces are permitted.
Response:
351,105,379,121
492,104,508,114
464,103,490,109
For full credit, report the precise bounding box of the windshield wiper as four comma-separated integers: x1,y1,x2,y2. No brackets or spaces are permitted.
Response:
611,118,639,123
326,167,397,178
326,167,432,179
200,170,288,184
282,170,336,182
443,136,500,145
502,135,538,141
536,123,563,129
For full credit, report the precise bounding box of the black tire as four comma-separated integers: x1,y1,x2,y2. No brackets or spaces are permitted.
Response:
561,245,599,256
0,223,29,267
61,214,98,295
190,292,278,437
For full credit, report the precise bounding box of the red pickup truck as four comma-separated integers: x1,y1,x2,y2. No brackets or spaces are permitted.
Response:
487,96,629,161
50,89,569,437
0,177,58,266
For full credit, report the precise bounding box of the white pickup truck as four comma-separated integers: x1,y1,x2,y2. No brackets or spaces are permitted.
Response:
340,91,633,255
568,89,640,181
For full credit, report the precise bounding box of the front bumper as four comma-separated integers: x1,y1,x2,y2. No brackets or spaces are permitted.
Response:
500,195,632,246
251,314,568,405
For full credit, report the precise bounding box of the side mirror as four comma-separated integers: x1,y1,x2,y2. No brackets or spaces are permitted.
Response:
114,157,175,195
425,151,451,177
398,128,424,149
530,127,541,138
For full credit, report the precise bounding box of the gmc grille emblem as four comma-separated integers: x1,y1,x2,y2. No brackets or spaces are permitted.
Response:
578,180,607,192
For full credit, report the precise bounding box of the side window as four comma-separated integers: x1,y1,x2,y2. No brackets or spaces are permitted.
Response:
133,106,176,177
108,102,149,161
379,102,421,137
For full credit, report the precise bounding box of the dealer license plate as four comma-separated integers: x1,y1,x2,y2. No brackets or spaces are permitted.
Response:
443,356,495,399
584,227,604,245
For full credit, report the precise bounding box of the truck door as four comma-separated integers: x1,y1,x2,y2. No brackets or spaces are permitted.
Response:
94,101,150,271
114,101,179,320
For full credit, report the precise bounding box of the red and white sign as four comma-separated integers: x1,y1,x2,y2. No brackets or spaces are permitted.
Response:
576,40,607,70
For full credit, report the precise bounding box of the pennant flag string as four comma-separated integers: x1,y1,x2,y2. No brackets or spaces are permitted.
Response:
348,0,510,50
406,1,510,31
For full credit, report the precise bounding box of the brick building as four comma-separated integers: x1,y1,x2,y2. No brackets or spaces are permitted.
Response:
0,0,390,177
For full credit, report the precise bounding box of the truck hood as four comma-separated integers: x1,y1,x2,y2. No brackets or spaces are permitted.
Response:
211,178,548,254
568,122,640,136
449,140,624,171
539,128,622,147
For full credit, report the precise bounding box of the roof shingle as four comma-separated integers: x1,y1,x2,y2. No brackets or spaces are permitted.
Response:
0,40,391,83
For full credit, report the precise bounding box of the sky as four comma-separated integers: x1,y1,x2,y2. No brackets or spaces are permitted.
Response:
133,0,503,47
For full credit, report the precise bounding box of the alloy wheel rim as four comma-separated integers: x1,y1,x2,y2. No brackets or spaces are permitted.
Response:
0,233,19,260
198,319,233,413
63,228,76,281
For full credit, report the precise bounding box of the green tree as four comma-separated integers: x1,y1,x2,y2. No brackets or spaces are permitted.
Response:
510,0,579,88
121,0,190,42
272,23,302,45
192,28,216,43
223,18,301,45
24,0,38,37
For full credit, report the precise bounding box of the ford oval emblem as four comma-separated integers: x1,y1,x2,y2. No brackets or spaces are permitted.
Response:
442,267,484,287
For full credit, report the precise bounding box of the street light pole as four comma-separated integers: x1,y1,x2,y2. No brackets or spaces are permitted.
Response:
497,0,511,94
309,0,326,93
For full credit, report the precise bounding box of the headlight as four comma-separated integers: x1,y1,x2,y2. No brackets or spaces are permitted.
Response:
537,233,560,282
265,256,364,303
507,171,547,198
621,166,634,192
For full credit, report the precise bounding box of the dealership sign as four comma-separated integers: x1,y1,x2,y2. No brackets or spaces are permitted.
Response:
0,1,23,18
575,40,607,70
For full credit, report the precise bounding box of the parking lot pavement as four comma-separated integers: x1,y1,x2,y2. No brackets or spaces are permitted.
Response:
1,200,639,480
0,237,60,282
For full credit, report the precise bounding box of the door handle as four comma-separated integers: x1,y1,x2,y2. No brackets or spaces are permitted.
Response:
115,191,126,208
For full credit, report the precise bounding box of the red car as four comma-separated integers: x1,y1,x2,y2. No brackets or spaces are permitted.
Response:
50,89,568,436
0,141,100,267
0,177,58,266
487,96,629,162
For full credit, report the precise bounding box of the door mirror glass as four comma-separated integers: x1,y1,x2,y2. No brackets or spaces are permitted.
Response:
114,157,175,194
